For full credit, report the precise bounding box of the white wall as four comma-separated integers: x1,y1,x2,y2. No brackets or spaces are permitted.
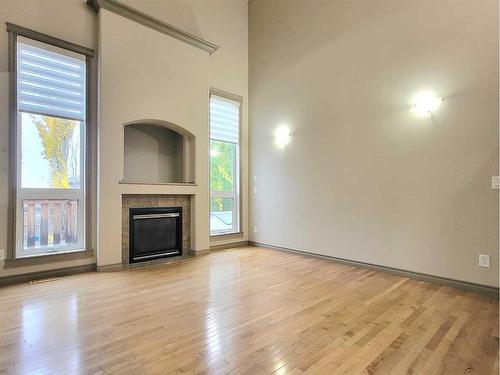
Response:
249,0,499,287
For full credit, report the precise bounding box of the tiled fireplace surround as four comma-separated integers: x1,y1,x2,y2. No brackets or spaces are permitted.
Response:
122,194,192,264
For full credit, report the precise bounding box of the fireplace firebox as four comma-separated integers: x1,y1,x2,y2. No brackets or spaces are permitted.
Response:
129,207,182,263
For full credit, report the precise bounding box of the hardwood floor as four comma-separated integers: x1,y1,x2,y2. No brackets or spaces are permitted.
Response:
0,247,498,374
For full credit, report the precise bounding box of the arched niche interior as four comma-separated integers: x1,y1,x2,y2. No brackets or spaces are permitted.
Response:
123,120,195,184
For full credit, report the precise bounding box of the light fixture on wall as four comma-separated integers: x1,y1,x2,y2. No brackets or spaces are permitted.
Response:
413,91,444,115
274,125,292,148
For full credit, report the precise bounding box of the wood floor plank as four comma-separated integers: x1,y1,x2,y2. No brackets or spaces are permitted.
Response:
0,247,497,374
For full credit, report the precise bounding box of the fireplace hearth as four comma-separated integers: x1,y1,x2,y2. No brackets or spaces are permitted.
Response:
129,207,182,263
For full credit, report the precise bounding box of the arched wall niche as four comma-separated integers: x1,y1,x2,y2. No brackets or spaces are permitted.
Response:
123,119,195,184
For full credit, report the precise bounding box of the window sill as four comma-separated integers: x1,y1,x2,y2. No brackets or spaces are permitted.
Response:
210,231,244,241
4,249,95,268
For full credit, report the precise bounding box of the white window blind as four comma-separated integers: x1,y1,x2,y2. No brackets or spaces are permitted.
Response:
210,95,240,143
17,37,86,121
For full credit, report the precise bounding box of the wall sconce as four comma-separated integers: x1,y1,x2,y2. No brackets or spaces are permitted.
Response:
413,91,444,115
274,125,292,148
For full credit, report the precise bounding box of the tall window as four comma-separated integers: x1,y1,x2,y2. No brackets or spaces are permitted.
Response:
14,35,87,257
209,93,241,235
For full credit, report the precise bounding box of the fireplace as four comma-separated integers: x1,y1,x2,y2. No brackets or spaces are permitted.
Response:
129,207,182,263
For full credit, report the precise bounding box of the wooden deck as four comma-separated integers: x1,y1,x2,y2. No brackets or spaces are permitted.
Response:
0,247,498,374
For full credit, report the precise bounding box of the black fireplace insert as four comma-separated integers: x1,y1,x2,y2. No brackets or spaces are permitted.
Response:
129,207,182,263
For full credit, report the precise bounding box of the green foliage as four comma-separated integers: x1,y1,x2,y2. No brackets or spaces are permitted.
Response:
210,140,235,211
31,115,77,188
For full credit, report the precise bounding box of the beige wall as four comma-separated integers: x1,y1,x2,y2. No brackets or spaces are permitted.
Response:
249,0,499,286
0,0,248,276
98,9,210,266
0,0,97,277
124,125,184,183
123,0,249,248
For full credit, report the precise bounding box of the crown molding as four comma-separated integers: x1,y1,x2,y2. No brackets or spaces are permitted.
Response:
87,0,219,54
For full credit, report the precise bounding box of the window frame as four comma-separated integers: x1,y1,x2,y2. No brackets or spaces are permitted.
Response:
209,88,243,237
7,23,95,260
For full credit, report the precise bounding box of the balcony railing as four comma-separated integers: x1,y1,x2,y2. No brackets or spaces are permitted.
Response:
22,199,78,250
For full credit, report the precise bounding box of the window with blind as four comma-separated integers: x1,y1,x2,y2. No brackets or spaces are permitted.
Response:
209,93,241,235
14,35,87,257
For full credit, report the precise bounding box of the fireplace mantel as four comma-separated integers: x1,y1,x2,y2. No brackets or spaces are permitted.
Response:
119,182,198,196
119,181,197,186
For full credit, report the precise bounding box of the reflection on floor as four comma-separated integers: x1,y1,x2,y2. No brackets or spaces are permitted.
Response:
0,247,498,374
